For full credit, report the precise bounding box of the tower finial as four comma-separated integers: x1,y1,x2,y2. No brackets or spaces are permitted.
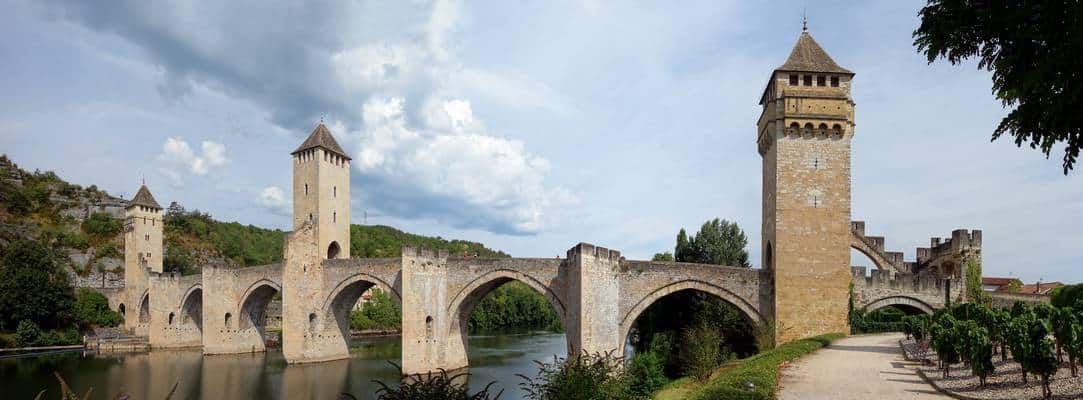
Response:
802,8,808,32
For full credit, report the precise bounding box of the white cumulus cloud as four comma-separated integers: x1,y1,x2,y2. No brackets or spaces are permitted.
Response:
159,137,229,177
258,186,290,216
351,96,573,235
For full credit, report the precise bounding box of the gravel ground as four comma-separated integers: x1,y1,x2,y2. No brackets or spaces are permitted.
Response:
905,339,1083,400
778,333,948,400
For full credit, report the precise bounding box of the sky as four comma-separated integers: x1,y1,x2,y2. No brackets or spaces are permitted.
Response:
1,0,1080,284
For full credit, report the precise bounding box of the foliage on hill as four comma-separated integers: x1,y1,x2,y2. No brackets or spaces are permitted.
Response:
0,154,509,276
350,224,509,259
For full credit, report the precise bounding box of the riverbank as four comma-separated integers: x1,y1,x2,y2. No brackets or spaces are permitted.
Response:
652,333,844,399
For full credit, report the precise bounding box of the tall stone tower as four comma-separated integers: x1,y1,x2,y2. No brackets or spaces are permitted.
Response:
758,29,855,343
124,184,163,275
292,123,351,259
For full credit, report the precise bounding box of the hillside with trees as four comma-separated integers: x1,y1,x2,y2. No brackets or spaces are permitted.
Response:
0,154,508,279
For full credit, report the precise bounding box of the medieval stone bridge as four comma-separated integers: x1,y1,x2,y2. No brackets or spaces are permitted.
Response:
97,32,1004,375
115,213,978,374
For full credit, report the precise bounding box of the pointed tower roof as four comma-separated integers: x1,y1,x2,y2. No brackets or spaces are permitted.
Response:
776,32,852,75
292,123,351,160
127,185,161,210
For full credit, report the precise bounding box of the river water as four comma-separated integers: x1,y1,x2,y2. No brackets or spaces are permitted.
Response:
0,332,567,400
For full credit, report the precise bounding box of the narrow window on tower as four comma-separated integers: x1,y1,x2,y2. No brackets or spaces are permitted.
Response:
145,234,149,241
803,75,812,86
814,157,820,170
305,183,309,195
831,76,839,87
789,74,798,85
333,211,336,223
817,75,826,86
813,196,819,208
333,186,336,198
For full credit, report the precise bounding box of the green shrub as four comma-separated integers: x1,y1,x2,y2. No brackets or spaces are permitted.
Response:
519,352,640,400
74,288,123,327
95,243,121,259
81,212,122,238
690,333,843,400
627,351,667,396
369,365,500,400
15,319,44,347
680,322,725,381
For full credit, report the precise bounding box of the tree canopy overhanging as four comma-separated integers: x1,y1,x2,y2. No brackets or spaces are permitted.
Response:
914,0,1083,174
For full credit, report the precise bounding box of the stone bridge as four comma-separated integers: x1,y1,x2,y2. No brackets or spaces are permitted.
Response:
124,228,772,373
98,87,993,375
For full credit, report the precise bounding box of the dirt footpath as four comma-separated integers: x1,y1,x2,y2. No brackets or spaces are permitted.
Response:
777,333,948,400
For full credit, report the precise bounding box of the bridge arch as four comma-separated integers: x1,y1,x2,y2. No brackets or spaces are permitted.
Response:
850,235,892,272
619,279,766,349
238,279,282,340
446,269,568,333
138,289,150,324
317,272,402,348
445,269,569,366
864,296,935,315
179,284,203,332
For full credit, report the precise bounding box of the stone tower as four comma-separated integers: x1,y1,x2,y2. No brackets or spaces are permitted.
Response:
292,123,351,259
123,184,162,335
124,184,163,275
758,29,855,343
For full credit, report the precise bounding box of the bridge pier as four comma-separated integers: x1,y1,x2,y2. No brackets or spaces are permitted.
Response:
203,264,267,354
401,248,458,374
282,222,349,363
566,243,623,356
147,272,202,349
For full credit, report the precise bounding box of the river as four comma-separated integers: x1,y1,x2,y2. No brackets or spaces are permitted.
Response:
0,332,567,400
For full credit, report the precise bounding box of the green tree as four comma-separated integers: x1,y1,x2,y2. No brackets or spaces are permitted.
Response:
930,314,961,378
1007,280,1022,293
914,0,1083,174
73,288,122,327
650,252,674,262
14,319,45,347
81,212,122,239
964,258,989,305
674,218,750,267
626,351,666,396
679,321,725,382
957,320,995,386
0,240,74,330
350,288,403,331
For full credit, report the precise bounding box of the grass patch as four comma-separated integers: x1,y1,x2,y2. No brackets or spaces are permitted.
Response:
655,333,844,400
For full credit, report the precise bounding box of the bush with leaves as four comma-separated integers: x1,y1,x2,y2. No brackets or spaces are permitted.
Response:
0,239,75,330
1051,306,1077,364
519,352,640,400
626,351,667,397
680,322,725,382
1022,313,1059,399
930,314,961,378
73,288,122,327
366,365,501,400
1064,322,1083,377
15,319,44,347
956,320,995,386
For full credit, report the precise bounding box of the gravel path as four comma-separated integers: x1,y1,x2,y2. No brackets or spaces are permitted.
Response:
778,333,949,400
